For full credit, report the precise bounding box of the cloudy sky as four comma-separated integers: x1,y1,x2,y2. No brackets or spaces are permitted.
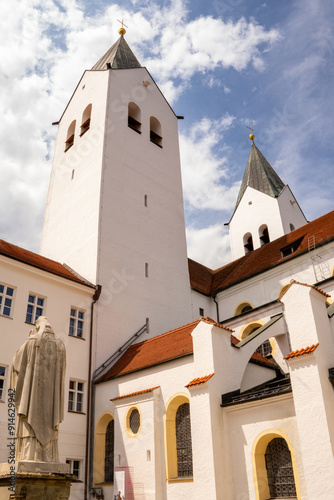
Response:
1,0,333,269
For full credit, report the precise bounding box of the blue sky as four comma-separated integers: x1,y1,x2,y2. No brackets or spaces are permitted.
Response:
1,0,333,268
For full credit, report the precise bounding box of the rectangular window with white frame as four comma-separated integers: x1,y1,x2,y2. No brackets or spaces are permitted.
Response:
26,294,45,324
0,365,7,402
66,459,81,480
68,380,84,413
0,283,15,318
69,308,85,338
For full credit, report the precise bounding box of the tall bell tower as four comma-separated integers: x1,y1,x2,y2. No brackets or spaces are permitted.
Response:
41,29,192,364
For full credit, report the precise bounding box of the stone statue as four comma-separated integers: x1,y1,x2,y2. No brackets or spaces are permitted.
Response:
10,317,66,462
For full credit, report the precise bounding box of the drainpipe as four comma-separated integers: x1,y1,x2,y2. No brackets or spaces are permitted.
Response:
213,293,220,323
84,284,102,500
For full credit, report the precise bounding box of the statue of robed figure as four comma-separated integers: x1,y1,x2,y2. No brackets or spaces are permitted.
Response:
10,317,66,462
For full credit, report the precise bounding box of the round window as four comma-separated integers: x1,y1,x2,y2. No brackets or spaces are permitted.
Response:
129,408,140,435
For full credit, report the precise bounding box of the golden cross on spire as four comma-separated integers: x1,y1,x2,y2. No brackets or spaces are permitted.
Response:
246,124,255,141
117,19,128,35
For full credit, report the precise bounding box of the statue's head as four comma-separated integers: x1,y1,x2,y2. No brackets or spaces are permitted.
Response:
35,316,54,335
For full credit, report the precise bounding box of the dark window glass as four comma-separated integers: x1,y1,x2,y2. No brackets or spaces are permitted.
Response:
105,420,114,483
129,408,140,434
176,403,193,477
265,438,297,498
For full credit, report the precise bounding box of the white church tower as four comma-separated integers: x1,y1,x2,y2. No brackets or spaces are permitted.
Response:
228,133,307,260
41,29,192,364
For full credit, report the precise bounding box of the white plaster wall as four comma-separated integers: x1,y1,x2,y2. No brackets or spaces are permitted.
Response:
0,255,94,500
190,289,216,321
240,363,277,392
277,185,307,234
41,70,109,282
225,398,303,500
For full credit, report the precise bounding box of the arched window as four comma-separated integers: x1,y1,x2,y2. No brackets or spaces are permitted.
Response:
289,223,295,232
239,321,273,358
252,431,300,500
65,120,76,152
175,403,193,477
243,232,254,254
128,102,141,134
259,224,270,246
94,412,114,485
164,394,193,480
150,117,162,147
80,104,92,136
104,420,114,483
234,301,254,316
265,438,297,498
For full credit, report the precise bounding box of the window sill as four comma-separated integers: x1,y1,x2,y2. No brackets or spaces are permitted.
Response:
128,125,141,134
150,140,163,148
167,477,193,483
68,335,86,341
79,128,90,137
0,315,13,320
67,410,86,415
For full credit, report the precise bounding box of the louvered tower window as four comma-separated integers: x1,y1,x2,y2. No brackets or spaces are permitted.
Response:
175,403,193,477
265,438,297,498
104,420,114,483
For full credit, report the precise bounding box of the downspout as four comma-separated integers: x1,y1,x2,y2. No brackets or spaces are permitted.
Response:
84,284,102,500
213,293,220,323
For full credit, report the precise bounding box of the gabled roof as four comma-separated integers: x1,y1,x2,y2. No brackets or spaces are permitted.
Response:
189,211,334,296
92,35,141,70
234,142,285,211
0,239,94,288
96,318,274,383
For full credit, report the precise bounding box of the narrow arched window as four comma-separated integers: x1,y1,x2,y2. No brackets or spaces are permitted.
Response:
259,224,270,246
150,117,162,147
243,232,254,254
80,104,92,136
265,438,297,498
289,223,295,232
104,419,114,483
65,120,76,152
128,102,141,134
175,403,193,477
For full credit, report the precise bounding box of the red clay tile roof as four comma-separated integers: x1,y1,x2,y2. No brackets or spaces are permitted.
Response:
285,343,319,360
111,386,159,401
97,320,200,382
278,280,330,300
186,373,214,388
189,211,334,295
0,239,94,287
96,319,274,384
201,316,234,332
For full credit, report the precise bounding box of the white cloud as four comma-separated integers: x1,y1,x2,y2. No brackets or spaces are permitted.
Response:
186,224,231,269
180,115,240,211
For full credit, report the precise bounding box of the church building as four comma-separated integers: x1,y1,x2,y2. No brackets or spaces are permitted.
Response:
1,28,334,500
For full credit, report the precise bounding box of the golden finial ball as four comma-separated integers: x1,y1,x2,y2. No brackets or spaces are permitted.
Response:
249,134,255,141
118,27,126,35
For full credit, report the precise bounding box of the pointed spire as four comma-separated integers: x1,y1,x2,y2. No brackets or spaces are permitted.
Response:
92,34,141,71
235,142,285,209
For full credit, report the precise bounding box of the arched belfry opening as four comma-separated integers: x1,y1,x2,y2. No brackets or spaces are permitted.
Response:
128,102,141,133
243,232,254,254
259,224,270,246
150,116,162,147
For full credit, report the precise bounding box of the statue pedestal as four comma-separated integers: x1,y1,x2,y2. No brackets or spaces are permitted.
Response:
0,462,75,500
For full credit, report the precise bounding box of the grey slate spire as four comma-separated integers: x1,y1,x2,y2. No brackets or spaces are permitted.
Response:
92,35,141,70
235,142,285,209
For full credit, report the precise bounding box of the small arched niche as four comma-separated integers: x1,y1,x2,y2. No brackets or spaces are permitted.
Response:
150,117,162,147
128,102,141,134
259,224,270,246
65,120,76,152
289,223,295,232
80,104,92,136
243,232,254,254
